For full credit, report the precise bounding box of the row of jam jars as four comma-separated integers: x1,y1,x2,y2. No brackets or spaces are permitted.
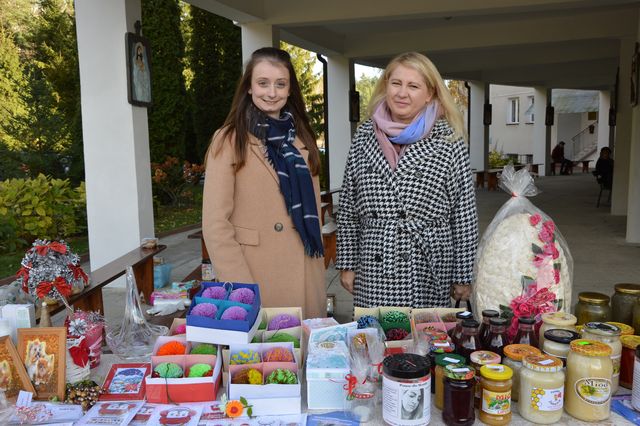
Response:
456,319,482,363
482,317,509,358
442,364,476,426
479,309,499,344
538,312,577,350
575,291,611,324
449,310,473,346
512,316,538,348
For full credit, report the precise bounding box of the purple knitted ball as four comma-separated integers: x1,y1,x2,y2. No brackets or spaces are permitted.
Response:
228,288,255,305
202,286,227,300
191,303,218,318
267,313,301,331
221,306,248,321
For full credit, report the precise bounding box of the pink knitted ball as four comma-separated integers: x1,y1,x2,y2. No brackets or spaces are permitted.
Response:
220,306,248,321
202,286,227,300
228,288,255,305
172,324,187,335
191,303,218,318
267,313,301,331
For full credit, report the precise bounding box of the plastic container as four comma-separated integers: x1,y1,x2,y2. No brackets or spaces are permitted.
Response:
518,354,564,424
434,353,465,410
581,322,622,394
565,339,613,422
470,351,500,409
502,344,541,402
479,364,513,425
611,283,640,325
542,329,580,366
538,312,576,350
620,335,640,389
442,364,475,426
382,353,431,425
479,310,499,346
575,292,611,324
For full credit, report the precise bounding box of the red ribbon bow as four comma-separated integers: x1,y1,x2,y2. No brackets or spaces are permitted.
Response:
69,264,89,284
68,337,90,367
344,374,358,397
36,277,72,299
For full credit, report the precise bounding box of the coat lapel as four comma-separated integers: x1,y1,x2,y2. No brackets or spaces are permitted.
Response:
395,119,453,175
360,125,394,181
248,136,279,185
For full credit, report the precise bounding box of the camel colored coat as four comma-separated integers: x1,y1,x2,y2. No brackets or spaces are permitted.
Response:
202,130,326,319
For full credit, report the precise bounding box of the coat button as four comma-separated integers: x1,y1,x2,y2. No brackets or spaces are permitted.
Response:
374,254,383,262
400,253,410,261
274,223,284,232
415,171,424,178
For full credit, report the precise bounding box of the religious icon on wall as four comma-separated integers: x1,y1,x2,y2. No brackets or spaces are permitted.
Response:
126,32,153,107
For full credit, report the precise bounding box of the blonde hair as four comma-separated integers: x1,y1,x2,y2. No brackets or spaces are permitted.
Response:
366,52,466,141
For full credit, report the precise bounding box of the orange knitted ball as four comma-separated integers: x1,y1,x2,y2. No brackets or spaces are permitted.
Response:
156,341,187,356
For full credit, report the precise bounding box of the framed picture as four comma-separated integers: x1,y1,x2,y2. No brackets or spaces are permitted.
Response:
126,32,152,107
349,89,360,123
631,43,639,107
100,363,150,401
0,335,36,398
17,327,66,400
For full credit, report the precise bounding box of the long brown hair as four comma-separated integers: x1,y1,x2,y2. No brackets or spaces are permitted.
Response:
211,47,320,175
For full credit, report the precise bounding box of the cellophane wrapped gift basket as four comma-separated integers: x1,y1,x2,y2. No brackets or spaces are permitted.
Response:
473,165,573,339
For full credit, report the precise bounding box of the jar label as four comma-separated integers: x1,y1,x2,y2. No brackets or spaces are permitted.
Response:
481,389,511,415
632,358,640,410
574,378,611,405
382,375,430,425
612,354,621,378
529,386,564,411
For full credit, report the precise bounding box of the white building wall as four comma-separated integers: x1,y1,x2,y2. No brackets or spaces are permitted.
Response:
489,85,534,157
556,113,582,158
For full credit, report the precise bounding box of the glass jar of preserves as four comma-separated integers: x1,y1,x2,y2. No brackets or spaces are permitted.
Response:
574,292,611,324
538,312,577,350
581,322,622,394
565,339,613,422
518,354,564,424
470,350,501,408
483,317,509,358
456,319,481,363
619,335,640,389
502,344,541,402
611,283,640,325
512,316,538,348
479,309,499,345
434,353,465,410
479,364,513,425
442,364,475,426
429,339,455,394
606,321,634,336
542,328,580,366
449,310,473,346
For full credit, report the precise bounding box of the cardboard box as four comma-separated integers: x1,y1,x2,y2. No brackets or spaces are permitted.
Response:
186,282,261,345
411,307,465,335
306,340,350,410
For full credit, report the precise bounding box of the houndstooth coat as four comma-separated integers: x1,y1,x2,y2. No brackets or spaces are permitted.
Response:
335,118,478,308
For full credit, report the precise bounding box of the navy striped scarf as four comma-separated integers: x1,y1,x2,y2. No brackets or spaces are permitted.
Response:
251,111,324,257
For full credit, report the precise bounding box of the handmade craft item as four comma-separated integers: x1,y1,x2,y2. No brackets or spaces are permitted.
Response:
265,368,297,384
267,314,300,331
265,332,300,348
230,349,260,365
65,310,105,368
201,286,227,300
220,306,248,321
186,363,213,378
156,341,186,356
190,343,217,355
232,367,263,384
228,288,255,305
191,303,218,318
263,347,294,363
153,362,183,378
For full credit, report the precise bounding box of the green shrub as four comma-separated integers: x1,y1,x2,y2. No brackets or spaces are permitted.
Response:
0,175,86,252
489,150,512,169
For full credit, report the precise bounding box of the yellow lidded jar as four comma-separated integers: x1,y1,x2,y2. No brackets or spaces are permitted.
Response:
479,364,513,426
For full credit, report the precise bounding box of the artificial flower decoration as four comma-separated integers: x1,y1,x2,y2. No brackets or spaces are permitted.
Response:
218,394,253,418
17,239,89,304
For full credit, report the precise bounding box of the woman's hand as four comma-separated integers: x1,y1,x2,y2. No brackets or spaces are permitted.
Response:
340,270,355,294
451,284,471,301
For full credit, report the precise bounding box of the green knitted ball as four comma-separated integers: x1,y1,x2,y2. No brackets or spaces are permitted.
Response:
382,311,409,323
154,362,183,378
265,332,300,348
190,343,218,355
187,363,213,378
265,368,298,384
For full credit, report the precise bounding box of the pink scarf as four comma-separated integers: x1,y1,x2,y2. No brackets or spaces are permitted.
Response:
372,100,441,171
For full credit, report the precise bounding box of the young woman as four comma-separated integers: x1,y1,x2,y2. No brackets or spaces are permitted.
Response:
202,47,326,318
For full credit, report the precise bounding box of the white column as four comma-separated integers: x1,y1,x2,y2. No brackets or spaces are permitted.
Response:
612,38,634,215
326,55,351,191
597,91,611,152
75,0,154,272
240,23,278,65
627,24,640,241
532,87,550,175
468,81,488,171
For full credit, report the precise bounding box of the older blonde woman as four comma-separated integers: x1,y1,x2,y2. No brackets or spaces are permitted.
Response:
336,52,478,308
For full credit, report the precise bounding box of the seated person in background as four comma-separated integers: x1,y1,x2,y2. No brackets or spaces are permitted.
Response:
551,141,573,175
595,147,614,189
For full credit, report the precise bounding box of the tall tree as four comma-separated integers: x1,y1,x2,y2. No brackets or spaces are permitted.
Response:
142,0,188,162
0,28,26,149
447,79,468,113
355,72,380,120
189,8,241,161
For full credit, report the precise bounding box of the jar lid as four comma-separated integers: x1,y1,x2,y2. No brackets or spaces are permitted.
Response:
470,350,501,365
435,353,465,367
456,311,473,320
383,353,430,379
583,322,621,337
569,339,612,357
444,363,475,380
462,319,479,328
503,344,542,361
605,322,634,336
544,328,580,344
621,335,640,349
541,312,577,326
522,354,563,372
489,317,508,326
480,364,513,381
518,316,536,325
481,309,499,318
578,292,610,304
430,339,454,353
614,283,640,295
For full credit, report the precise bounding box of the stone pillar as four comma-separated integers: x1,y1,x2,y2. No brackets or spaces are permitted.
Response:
532,87,551,176
75,0,154,272
326,55,352,191
468,81,488,171
240,23,279,65
598,91,611,152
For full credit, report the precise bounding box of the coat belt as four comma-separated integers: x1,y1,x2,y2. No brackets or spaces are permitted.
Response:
359,217,447,276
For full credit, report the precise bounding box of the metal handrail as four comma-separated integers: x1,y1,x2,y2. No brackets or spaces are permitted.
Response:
568,121,598,161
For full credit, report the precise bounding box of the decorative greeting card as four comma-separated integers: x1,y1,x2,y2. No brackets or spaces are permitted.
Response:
100,363,150,401
75,400,144,426
129,403,159,426
197,402,305,426
147,403,203,426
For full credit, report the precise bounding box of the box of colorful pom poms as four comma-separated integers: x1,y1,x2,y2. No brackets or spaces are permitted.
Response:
186,282,261,345
225,342,301,415
246,307,305,364
145,336,222,403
